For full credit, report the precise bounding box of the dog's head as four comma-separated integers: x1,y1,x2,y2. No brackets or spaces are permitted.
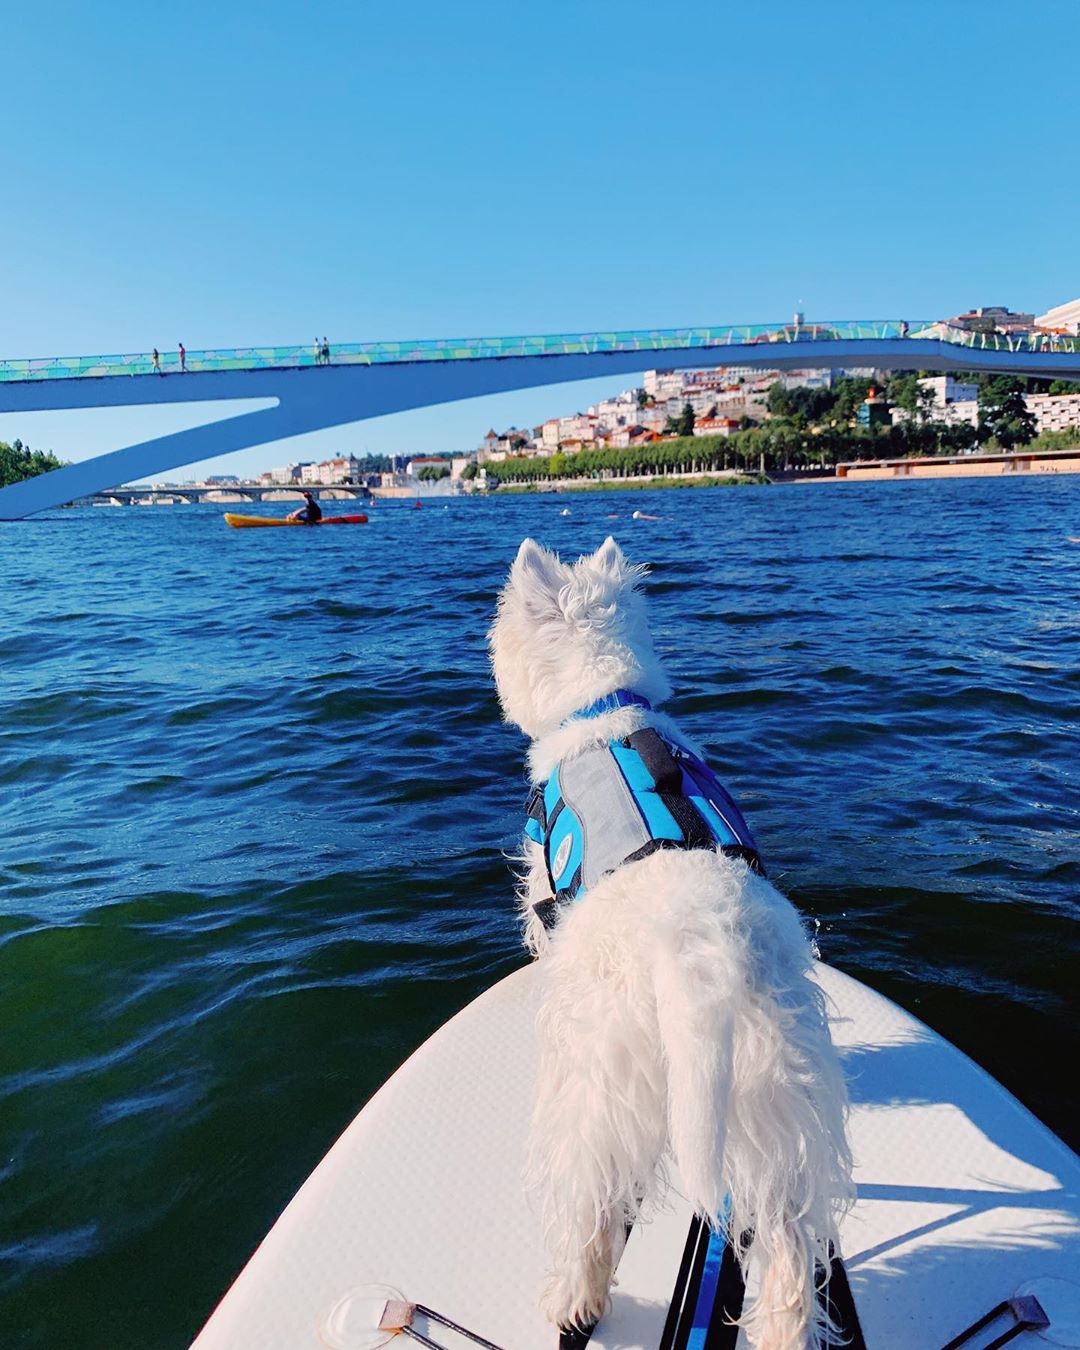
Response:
489,536,672,738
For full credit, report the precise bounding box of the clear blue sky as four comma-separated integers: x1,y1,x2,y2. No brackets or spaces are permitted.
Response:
2,0,1078,479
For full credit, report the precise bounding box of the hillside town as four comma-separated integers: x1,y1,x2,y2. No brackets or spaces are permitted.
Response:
128,297,1080,498
247,298,1080,492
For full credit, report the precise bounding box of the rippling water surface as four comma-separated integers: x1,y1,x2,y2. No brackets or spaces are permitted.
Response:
2,478,1078,1347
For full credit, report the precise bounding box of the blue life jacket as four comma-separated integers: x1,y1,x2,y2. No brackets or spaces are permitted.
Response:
525,690,764,931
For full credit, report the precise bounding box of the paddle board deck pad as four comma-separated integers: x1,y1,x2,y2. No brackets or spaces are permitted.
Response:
193,963,1080,1350
223,513,369,528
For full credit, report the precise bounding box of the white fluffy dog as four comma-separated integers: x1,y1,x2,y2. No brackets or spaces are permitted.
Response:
489,537,852,1350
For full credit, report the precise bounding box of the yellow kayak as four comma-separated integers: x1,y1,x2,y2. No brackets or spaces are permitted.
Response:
224,513,368,528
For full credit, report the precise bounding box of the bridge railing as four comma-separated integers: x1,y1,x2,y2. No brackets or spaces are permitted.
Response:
1,320,1078,382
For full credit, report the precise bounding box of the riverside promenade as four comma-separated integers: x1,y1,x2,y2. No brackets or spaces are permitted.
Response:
835,446,1080,480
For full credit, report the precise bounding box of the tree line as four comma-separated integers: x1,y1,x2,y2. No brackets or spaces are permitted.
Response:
0,439,63,487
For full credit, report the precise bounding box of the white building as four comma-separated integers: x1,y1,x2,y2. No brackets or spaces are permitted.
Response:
635,406,669,432
1035,297,1080,335
920,376,980,407
300,462,324,485
1025,393,1080,434
694,417,740,438
892,401,979,430
779,370,832,392
320,455,362,483
890,377,980,430
936,402,980,429
555,413,598,445
643,370,687,400
692,365,766,385
644,366,786,402
589,393,640,431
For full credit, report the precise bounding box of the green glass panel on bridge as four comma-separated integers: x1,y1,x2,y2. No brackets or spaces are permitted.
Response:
2,320,1079,384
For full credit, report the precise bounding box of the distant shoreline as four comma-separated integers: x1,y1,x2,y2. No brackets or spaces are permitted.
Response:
490,447,1080,493
496,474,765,494
66,445,1080,508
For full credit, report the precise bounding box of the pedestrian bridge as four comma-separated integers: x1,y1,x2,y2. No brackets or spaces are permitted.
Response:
2,319,1079,517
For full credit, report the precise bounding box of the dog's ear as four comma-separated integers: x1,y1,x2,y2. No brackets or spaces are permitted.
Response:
511,538,566,612
592,536,627,576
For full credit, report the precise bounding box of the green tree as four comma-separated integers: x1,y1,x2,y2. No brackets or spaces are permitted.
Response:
914,383,938,425
884,372,924,416
831,376,874,423
766,382,792,417
939,419,979,453
766,382,836,423
981,388,1037,451
0,438,64,487
677,402,695,437
977,375,1024,410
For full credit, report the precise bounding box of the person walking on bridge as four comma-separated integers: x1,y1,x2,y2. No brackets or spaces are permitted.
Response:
151,348,161,374
179,342,187,372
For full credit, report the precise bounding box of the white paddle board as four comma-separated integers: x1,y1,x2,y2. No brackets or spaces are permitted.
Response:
193,963,1080,1349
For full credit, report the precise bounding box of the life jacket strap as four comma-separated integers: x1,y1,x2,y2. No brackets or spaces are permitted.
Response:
565,688,652,723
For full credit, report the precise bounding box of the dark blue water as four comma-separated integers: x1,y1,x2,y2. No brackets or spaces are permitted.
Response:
2,479,1078,1348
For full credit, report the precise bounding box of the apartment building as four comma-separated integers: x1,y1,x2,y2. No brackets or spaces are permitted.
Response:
267,462,307,484
321,456,362,482
1025,393,1080,434
921,376,980,407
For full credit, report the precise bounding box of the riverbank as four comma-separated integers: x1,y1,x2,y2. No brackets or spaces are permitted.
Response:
496,472,766,493
68,444,1080,509
491,445,1080,494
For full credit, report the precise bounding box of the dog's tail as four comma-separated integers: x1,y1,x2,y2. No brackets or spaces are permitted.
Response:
651,856,853,1350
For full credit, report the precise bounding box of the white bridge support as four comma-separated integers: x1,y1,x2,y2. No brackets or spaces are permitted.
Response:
3,336,1080,517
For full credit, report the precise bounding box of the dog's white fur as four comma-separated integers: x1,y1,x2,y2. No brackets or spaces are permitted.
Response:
489,537,853,1350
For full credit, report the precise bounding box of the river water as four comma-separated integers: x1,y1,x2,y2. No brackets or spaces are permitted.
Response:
1,478,1078,1348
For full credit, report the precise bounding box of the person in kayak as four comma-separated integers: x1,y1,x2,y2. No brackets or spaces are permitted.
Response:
287,491,323,524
